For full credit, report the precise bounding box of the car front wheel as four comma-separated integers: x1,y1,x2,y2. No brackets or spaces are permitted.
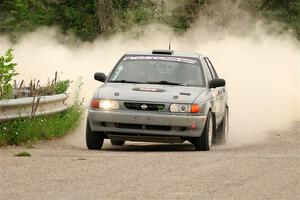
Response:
86,118,104,150
194,111,213,151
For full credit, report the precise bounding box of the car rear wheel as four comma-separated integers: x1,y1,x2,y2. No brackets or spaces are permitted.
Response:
194,111,213,151
110,139,125,146
86,118,104,150
214,107,229,145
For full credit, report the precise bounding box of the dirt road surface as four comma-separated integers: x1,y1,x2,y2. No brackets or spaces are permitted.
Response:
1,124,299,200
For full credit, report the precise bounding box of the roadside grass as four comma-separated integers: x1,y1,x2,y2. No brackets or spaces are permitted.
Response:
0,102,84,146
14,151,31,157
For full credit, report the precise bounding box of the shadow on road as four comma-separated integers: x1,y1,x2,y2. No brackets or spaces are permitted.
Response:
102,142,196,152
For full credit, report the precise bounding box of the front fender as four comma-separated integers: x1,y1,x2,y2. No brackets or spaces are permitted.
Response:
193,89,214,116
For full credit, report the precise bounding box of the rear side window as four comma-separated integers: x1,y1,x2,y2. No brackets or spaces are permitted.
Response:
201,59,213,81
204,58,219,79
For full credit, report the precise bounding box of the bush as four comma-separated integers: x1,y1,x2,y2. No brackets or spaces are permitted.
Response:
53,80,71,94
0,48,18,100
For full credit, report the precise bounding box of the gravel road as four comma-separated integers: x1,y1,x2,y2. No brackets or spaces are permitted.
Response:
1,124,299,200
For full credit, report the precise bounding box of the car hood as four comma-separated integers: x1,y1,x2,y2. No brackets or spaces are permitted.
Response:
94,83,206,103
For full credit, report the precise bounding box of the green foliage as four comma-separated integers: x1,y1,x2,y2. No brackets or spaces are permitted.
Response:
53,80,71,94
0,102,84,146
259,0,300,39
0,48,18,100
14,151,31,157
54,0,99,41
0,0,54,40
0,0,161,40
0,0,299,40
167,0,208,32
113,0,158,31
0,0,98,41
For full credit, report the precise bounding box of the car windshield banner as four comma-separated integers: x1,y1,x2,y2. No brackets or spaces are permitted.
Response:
123,56,197,64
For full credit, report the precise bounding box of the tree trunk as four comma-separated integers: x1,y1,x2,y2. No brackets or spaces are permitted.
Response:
96,0,114,33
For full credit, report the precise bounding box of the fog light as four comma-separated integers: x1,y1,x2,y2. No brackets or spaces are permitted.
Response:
191,122,196,129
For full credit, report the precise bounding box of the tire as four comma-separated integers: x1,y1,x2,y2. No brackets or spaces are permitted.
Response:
215,107,229,145
194,111,213,151
110,139,125,146
86,118,104,150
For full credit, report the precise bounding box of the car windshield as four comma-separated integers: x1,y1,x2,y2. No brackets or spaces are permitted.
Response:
108,56,205,86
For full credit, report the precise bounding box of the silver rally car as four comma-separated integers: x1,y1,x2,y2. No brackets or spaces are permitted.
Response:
87,50,229,151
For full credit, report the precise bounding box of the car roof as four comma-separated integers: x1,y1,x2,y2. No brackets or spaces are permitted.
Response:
125,50,205,59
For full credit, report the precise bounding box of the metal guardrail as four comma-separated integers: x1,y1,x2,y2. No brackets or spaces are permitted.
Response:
0,93,68,122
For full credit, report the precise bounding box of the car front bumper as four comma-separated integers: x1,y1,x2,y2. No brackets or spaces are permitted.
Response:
89,109,207,137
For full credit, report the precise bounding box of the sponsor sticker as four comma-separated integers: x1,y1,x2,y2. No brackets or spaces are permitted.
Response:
132,87,166,92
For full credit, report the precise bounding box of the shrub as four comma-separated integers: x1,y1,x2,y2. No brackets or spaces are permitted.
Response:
0,48,18,100
53,80,71,94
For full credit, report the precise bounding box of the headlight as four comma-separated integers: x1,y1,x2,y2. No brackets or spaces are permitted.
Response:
91,99,119,110
169,103,200,113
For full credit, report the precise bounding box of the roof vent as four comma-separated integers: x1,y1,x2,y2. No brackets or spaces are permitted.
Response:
152,49,174,55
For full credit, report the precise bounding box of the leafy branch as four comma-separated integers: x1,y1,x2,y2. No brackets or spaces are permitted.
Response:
0,48,18,100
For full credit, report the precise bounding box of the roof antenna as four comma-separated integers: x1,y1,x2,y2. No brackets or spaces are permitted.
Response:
168,33,172,50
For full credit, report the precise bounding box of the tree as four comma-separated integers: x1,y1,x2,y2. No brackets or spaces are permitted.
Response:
96,0,115,33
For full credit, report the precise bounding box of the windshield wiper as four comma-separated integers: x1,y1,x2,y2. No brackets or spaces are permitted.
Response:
109,80,145,84
146,80,187,86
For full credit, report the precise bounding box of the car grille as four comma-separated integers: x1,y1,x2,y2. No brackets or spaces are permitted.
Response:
124,102,165,111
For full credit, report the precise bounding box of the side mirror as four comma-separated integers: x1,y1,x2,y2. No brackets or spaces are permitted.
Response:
209,78,226,88
94,72,107,82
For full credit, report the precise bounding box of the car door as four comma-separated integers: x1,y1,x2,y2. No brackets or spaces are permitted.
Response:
201,58,222,124
204,57,226,125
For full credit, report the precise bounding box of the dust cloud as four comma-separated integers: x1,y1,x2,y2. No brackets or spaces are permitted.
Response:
0,2,299,147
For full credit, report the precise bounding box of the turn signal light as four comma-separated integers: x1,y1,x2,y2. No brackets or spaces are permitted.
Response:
191,104,200,113
91,99,100,108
